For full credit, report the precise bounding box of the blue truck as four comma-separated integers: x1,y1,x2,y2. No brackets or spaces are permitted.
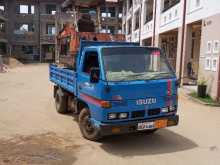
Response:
49,40,179,141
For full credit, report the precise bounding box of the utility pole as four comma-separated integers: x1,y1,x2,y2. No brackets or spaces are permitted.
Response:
139,1,142,45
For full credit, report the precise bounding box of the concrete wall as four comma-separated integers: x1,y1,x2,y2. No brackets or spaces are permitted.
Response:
198,13,220,99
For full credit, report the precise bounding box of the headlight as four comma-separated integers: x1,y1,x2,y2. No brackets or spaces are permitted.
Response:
161,107,169,113
108,113,117,120
118,113,128,119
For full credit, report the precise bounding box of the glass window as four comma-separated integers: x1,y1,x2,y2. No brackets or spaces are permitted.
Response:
134,10,140,30
109,7,116,17
18,5,34,14
102,47,174,81
31,5,35,14
83,52,99,75
163,0,180,12
127,19,132,34
144,0,153,24
20,5,28,14
0,21,5,32
46,4,56,15
0,5,4,11
47,24,56,35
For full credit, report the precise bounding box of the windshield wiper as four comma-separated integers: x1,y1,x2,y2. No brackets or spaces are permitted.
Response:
150,72,173,79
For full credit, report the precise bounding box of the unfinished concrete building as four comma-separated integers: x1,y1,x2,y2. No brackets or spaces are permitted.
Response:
54,0,123,63
0,0,7,56
2,0,63,62
58,0,123,35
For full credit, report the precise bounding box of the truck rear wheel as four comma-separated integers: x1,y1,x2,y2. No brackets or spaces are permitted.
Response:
55,89,68,114
79,108,101,141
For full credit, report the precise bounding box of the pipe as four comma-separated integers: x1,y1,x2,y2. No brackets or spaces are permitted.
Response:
139,2,143,44
152,0,157,46
217,56,220,100
38,0,41,62
178,0,187,84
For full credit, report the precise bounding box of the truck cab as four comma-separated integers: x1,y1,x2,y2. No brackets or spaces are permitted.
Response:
50,41,179,140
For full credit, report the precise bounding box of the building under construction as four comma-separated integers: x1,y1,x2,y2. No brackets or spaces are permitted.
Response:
0,0,122,62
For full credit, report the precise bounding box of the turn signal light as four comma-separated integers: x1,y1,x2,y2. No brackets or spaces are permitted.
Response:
112,127,121,133
100,101,112,108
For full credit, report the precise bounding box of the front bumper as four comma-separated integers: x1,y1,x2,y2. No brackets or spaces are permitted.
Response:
95,115,179,136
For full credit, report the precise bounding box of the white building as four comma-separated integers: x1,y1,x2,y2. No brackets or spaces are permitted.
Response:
122,0,220,100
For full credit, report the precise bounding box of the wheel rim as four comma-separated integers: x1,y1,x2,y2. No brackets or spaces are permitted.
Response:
55,94,60,109
82,116,95,134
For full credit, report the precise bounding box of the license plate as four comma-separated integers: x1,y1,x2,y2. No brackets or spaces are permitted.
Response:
137,122,155,130
137,119,167,131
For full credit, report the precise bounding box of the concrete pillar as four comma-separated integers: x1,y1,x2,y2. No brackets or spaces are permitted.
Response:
154,34,160,47
175,27,184,78
97,6,101,32
182,25,193,83
176,25,192,81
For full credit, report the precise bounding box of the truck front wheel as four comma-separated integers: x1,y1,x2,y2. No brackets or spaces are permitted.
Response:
55,89,68,114
79,108,101,141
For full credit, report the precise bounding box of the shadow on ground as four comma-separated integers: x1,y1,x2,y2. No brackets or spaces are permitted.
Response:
100,129,197,157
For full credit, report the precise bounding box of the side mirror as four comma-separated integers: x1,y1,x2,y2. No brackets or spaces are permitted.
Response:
176,78,181,88
90,67,100,83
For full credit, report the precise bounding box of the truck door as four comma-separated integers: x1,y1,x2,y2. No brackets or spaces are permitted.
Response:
77,50,102,100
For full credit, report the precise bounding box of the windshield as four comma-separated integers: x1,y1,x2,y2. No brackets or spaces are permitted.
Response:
102,47,175,81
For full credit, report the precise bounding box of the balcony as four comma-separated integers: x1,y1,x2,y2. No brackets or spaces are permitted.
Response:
13,33,36,43
160,2,181,31
40,14,56,22
15,14,35,21
40,35,55,44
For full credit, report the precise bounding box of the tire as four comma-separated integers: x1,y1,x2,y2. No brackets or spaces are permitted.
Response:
55,89,68,114
79,108,101,141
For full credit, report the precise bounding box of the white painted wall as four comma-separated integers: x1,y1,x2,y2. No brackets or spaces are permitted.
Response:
123,0,220,41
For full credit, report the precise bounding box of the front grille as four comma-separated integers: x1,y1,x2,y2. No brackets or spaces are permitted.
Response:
131,110,145,118
148,108,161,116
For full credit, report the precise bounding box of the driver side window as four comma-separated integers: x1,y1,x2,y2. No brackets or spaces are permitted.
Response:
82,51,100,75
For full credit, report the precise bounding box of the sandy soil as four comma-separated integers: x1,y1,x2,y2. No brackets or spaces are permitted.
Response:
0,64,220,165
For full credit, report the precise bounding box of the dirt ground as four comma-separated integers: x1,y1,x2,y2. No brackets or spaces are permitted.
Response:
0,64,220,165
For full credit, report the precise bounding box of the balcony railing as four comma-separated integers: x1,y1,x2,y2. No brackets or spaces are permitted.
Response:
15,14,35,21
40,14,56,21
13,33,36,42
40,35,55,43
